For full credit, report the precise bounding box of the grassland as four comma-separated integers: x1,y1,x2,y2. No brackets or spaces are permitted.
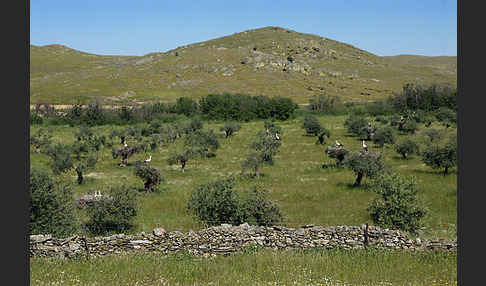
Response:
30,27,456,105
30,112,457,285
30,114,457,240
30,248,457,285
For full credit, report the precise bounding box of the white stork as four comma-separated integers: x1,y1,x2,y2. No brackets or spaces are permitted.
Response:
362,140,368,152
275,133,280,140
124,141,128,147
335,140,343,147
144,155,152,163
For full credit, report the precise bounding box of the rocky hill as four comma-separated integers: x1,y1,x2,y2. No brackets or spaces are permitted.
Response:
30,26,456,105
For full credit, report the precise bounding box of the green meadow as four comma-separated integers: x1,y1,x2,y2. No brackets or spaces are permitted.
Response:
29,115,457,239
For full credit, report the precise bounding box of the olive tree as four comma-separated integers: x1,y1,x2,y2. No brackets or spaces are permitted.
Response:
241,152,263,178
422,136,456,175
220,121,242,138
184,129,220,158
394,138,420,159
302,115,323,136
134,163,163,193
112,144,144,166
372,126,396,147
344,114,371,139
344,150,385,186
325,146,349,166
168,148,196,173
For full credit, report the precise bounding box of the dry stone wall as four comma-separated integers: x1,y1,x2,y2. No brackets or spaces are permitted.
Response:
30,224,456,259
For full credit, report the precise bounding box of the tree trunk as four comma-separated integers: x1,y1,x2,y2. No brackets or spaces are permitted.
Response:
121,155,128,166
402,153,407,159
444,166,449,175
144,180,151,193
120,136,125,144
181,160,186,172
76,170,83,185
354,172,363,187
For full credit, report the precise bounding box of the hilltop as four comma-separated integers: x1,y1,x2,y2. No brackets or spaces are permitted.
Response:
30,26,456,105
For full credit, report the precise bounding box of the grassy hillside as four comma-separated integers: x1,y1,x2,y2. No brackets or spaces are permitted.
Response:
30,26,456,105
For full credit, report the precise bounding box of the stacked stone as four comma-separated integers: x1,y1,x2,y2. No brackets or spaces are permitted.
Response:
29,224,457,258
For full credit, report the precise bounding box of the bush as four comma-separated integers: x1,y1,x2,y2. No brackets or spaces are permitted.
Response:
134,163,163,193
29,168,78,237
372,126,396,147
241,152,263,178
85,185,138,235
240,187,283,226
302,115,323,136
187,178,282,226
394,138,420,159
187,178,243,226
421,136,457,175
344,151,385,186
368,172,427,234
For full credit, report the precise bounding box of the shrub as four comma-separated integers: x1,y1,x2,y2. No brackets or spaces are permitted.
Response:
394,138,420,159
134,163,163,193
240,187,283,226
421,136,457,175
29,168,78,237
187,178,282,226
302,115,323,136
372,126,396,147
85,185,138,235
344,151,385,186
220,121,242,138
368,172,427,234
187,178,243,226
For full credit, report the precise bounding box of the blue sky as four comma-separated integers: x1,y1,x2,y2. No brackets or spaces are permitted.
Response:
30,0,456,57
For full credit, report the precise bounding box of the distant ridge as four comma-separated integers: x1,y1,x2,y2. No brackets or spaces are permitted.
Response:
30,26,456,105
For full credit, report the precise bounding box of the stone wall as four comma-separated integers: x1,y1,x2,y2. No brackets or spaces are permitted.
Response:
30,224,457,259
